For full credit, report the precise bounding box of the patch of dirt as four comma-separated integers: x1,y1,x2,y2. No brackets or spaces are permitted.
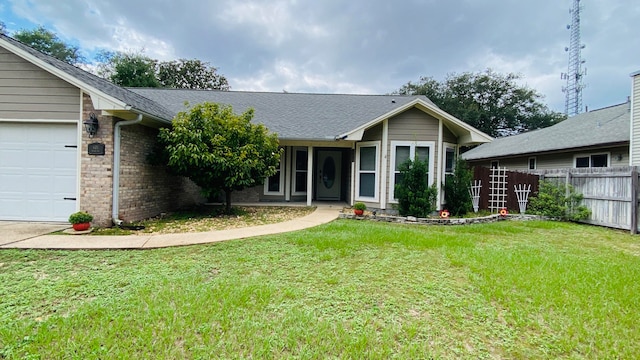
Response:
139,206,316,235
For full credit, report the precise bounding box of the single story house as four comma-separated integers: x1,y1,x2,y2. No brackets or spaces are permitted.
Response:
0,33,491,226
462,101,631,171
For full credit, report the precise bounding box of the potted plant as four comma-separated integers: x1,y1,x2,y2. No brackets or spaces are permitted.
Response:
68,211,94,231
353,202,366,216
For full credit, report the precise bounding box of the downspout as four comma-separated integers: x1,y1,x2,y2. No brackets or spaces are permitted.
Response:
112,114,143,226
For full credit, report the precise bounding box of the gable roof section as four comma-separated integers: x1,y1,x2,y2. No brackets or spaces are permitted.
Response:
0,34,173,123
463,102,631,160
130,88,492,143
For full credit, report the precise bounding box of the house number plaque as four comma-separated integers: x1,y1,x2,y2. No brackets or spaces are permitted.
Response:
88,142,105,155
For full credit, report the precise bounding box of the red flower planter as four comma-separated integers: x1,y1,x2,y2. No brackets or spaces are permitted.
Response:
354,209,364,216
72,222,91,231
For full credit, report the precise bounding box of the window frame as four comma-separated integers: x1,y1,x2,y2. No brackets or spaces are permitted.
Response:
389,140,435,203
264,149,285,195
528,157,537,170
291,147,308,196
574,152,610,168
355,141,380,202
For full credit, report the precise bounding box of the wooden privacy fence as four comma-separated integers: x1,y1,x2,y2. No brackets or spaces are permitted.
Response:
536,167,640,233
473,166,640,234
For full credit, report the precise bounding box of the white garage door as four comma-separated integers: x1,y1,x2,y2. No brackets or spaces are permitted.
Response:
0,123,78,222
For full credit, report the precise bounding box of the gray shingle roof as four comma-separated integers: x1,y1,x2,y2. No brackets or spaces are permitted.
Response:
129,88,434,140
462,102,630,160
0,34,174,121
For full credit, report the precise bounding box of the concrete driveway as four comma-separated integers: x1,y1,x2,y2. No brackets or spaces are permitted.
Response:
0,221,70,246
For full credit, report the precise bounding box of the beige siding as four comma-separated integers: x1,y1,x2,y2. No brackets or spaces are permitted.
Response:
0,47,80,120
443,125,458,143
362,123,382,141
386,108,440,204
467,146,630,171
632,74,640,165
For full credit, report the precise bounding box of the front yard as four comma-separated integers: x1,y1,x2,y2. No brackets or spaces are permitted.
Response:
1,220,638,359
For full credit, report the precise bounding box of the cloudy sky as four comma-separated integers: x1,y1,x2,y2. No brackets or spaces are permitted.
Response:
1,0,638,113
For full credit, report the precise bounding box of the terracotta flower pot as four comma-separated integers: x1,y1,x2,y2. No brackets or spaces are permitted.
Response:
72,222,91,231
354,209,364,216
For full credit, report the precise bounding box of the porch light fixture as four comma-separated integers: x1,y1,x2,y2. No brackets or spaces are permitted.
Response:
83,112,99,137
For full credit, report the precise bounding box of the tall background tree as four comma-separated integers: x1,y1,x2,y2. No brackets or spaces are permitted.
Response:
158,59,230,90
157,102,281,213
13,26,83,64
397,69,565,137
96,51,160,87
0,21,6,35
97,51,229,90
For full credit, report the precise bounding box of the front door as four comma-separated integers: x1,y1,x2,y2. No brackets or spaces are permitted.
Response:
316,150,341,200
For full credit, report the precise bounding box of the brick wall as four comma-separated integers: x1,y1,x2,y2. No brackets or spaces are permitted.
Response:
80,94,204,226
80,94,114,226
118,124,204,222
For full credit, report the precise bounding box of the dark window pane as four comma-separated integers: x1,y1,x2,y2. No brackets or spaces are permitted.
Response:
360,147,376,171
268,172,280,192
395,146,410,170
395,173,404,187
295,173,307,192
359,173,375,197
296,150,307,171
529,158,536,170
575,157,589,168
591,154,608,167
416,147,430,164
445,148,455,173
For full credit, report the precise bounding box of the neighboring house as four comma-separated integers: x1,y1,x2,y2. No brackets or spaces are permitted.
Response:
462,101,631,171
0,34,491,226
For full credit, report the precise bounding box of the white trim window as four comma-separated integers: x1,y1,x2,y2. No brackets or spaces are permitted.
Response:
264,150,285,195
292,147,308,195
355,141,380,202
389,141,435,202
574,153,609,168
528,157,537,170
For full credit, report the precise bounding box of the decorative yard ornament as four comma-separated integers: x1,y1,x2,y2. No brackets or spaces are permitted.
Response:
499,208,509,217
514,184,532,214
469,180,482,213
440,209,450,218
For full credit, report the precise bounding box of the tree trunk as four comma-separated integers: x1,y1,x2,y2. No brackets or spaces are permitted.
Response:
225,190,232,214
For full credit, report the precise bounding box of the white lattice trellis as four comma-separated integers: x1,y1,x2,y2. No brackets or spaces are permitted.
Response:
489,167,508,212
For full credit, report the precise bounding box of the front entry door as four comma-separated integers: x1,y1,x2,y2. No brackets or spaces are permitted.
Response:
316,150,341,200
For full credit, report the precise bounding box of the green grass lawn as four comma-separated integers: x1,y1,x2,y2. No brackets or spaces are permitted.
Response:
1,220,638,359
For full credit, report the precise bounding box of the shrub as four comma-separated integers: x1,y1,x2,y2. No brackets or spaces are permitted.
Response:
528,180,591,221
353,202,367,211
444,158,473,216
68,211,94,224
395,158,438,217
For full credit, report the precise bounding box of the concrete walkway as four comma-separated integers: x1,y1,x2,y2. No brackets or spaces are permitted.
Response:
1,205,341,250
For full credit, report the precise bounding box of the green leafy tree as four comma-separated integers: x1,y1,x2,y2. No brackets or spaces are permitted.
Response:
13,26,83,64
97,50,159,87
0,21,6,35
528,180,591,221
157,59,230,90
395,159,438,217
396,69,565,137
444,158,473,216
157,102,281,213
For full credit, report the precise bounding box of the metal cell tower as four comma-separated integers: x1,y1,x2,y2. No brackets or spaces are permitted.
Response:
561,0,587,116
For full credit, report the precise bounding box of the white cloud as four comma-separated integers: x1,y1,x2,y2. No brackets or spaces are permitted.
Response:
232,59,372,94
